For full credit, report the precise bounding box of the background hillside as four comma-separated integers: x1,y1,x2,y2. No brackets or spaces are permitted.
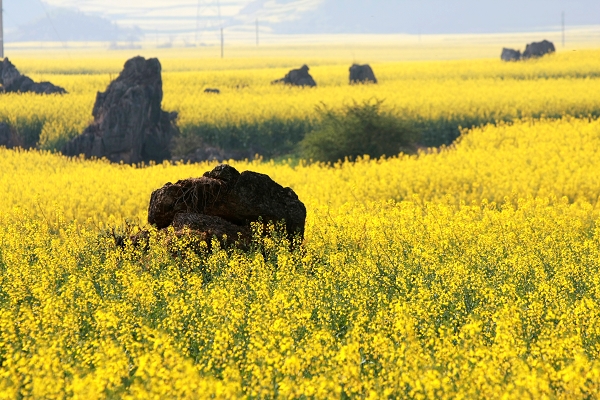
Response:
271,0,600,34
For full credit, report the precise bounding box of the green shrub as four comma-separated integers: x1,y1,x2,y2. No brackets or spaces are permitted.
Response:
173,117,315,159
10,116,45,149
299,99,419,163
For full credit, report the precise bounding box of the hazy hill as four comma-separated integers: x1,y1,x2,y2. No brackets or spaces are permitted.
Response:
4,0,142,42
3,0,600,42
270,0,600,34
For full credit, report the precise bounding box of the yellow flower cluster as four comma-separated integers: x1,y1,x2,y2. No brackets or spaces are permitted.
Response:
2,117,599,224
1,114,600,398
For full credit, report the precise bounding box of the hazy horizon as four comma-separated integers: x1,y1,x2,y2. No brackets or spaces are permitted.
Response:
3,0,600,44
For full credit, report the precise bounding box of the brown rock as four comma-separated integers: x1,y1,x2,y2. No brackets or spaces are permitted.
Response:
349,64,377,84
173,213,252,247
61,56,178,164
501,48,521,62
0,58,67,95
272,65,317,87
148,175,229,230
522,40,555,59
148,164,306,246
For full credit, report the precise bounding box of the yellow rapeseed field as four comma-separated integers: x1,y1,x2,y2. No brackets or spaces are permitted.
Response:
1,49,600,151
1,115,600,398
2,45,600,398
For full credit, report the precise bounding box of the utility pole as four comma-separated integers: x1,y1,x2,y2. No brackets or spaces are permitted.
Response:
561,11,565,47
221,27,224,58
0,0,4,59
256,19,259,47
196,0,223,47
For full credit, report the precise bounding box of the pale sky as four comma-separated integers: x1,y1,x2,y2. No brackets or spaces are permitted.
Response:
34,0,322,31
4,0,600,40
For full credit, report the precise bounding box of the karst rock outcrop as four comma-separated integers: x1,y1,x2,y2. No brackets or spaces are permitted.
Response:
501,48,521,62
62,56,178,164
349,64,378,84
147,164,306,248
0,58,66,94
523,40,556,59
500,40,555,62
272,65,317,87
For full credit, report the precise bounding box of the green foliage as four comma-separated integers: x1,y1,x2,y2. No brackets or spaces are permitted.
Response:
173,117,315,159
299,99,419,163
11,116,45,149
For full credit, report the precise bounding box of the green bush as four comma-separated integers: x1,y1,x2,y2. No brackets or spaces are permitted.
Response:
3,116,45,149
299,99,419,163
173,117,315,159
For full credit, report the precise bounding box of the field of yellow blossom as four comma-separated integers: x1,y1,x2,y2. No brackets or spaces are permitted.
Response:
1,112,600,398
2,48,600,155
2,40,600,397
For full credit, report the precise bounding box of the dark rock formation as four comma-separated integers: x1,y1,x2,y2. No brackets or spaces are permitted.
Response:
148,164,306,247
522,40,556,59
0,58,66,95
501,48,521,62
172,213,252,245
349,64,377,84
61,56,178,164
204,88,220,94
272,65,317,87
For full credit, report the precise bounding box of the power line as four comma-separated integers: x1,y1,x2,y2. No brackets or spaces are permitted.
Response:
195,0,223,45
36,0,71,58
195,0,202,44
0,0,4,59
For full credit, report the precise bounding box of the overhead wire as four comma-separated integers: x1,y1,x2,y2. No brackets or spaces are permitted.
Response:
36,0,71,59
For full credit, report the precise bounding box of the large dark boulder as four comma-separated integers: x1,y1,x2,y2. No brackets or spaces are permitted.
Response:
62,56,178,164
272,65,317,87
349,64,377,84
148,164,306,246
0,58,66,94
501,48,521,62
522,40,555,59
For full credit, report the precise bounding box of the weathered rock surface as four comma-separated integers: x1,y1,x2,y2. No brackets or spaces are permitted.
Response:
272,65,317,87
349,64,378,84
172,213,252,245
501,48,521,62
0,58,66,95
148,164,306,247
522,40,555,59
61,56,178,164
